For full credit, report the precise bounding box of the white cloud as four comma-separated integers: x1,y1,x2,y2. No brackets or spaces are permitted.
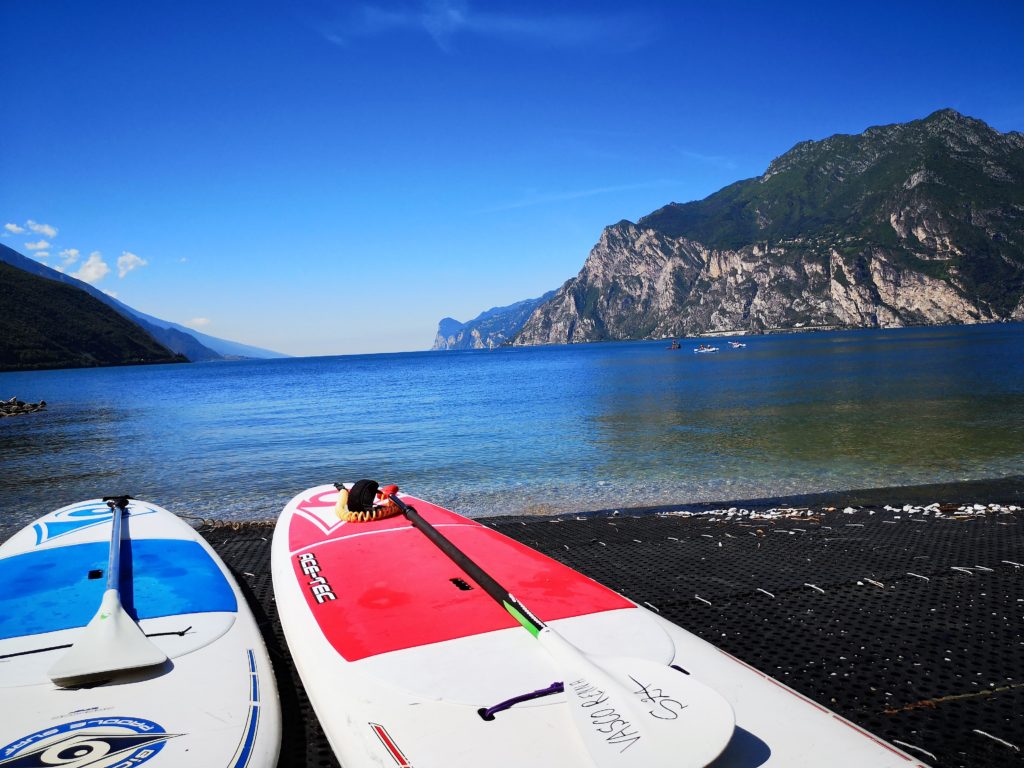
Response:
678,148,737,170
319,1,653,52
26,220,58,238
103,289,119,299
481,179,681,213
117,250,147,278
24,239,50,250
72,251,110,284
187,317,211,328
58,248,80,267
4,223,25,235
33,252,50,260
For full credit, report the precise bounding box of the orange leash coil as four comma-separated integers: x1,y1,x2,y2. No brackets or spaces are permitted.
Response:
335,485,402,523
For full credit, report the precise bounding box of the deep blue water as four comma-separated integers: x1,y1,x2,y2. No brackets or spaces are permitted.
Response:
2,323,1024,527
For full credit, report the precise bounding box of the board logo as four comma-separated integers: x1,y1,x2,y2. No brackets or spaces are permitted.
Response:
32,504,112,546
294,490,346,534
32,504,155,546
296,552,337,603
0,717,178,767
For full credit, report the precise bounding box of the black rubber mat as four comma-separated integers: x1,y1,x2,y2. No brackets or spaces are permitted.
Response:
199,523,342,768
201,503,1024,768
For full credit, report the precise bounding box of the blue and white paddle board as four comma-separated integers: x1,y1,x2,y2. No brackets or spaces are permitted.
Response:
0,498,281,768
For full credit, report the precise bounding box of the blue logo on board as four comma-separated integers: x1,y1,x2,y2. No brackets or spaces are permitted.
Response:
0,716,176,767
32,504,125,546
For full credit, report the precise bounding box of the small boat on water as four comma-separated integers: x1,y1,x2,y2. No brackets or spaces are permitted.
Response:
694,344,719,353
729,341,747,348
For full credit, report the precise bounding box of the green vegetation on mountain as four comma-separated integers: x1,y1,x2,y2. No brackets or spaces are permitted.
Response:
0,243,287,361
513,109,1024,345
0,261,185,371
639,109,1024,316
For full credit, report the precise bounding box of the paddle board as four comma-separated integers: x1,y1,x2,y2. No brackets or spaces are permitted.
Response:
0,498,281,768
273,483,929,767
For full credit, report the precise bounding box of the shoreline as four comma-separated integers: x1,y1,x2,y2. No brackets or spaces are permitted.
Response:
507,474,1024,522
1,475,1022,539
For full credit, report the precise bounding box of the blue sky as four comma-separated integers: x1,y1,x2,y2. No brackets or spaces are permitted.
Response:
2,1,1023,356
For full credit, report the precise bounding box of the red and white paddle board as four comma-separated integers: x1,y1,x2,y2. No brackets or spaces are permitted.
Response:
272,484,928,767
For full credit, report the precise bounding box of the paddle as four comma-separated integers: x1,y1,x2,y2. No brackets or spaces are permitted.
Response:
347,482,735,768
49,496,168,687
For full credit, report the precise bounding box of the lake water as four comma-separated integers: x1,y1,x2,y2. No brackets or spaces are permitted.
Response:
2,323,1024,528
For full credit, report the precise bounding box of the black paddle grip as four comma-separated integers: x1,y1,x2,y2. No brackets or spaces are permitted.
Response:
388,493,546,634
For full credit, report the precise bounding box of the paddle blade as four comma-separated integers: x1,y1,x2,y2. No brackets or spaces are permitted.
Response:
48,589,168,687
538,628,735,768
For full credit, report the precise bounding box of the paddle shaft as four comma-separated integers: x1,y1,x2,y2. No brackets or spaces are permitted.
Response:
103,498,128,591
387,494,546,636
48,495,170,686
383,490,738,766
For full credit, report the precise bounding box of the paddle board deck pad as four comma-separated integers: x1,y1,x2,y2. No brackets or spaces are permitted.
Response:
273,484,929,767
0,499,281,768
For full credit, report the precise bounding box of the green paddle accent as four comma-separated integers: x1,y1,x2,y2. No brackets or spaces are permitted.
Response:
502,600,541,638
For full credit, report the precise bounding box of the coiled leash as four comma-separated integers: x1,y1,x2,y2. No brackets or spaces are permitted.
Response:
333,480,402,522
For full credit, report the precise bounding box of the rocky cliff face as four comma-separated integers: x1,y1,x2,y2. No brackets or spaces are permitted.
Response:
514,110,1024,344
433,292,555,350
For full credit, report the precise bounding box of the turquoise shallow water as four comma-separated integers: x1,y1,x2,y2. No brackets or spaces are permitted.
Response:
2,323,1023,527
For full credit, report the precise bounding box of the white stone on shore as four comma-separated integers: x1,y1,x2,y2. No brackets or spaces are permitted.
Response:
655,499,1021,523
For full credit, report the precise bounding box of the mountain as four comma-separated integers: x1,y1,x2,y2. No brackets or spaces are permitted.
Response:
432,291,556,350
513,109,1024,345
0,261,184,371
0,244,287,360
124,308,288,360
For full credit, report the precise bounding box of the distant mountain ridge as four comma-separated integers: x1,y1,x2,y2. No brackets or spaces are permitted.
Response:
512,109,1024,345
433,292,556,350
0,261,184,371
0,243,286,360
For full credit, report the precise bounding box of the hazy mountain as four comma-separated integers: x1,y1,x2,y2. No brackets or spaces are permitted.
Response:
432,292,556,350
0,243,286,360
513,110,1024,344
0,261,184,371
